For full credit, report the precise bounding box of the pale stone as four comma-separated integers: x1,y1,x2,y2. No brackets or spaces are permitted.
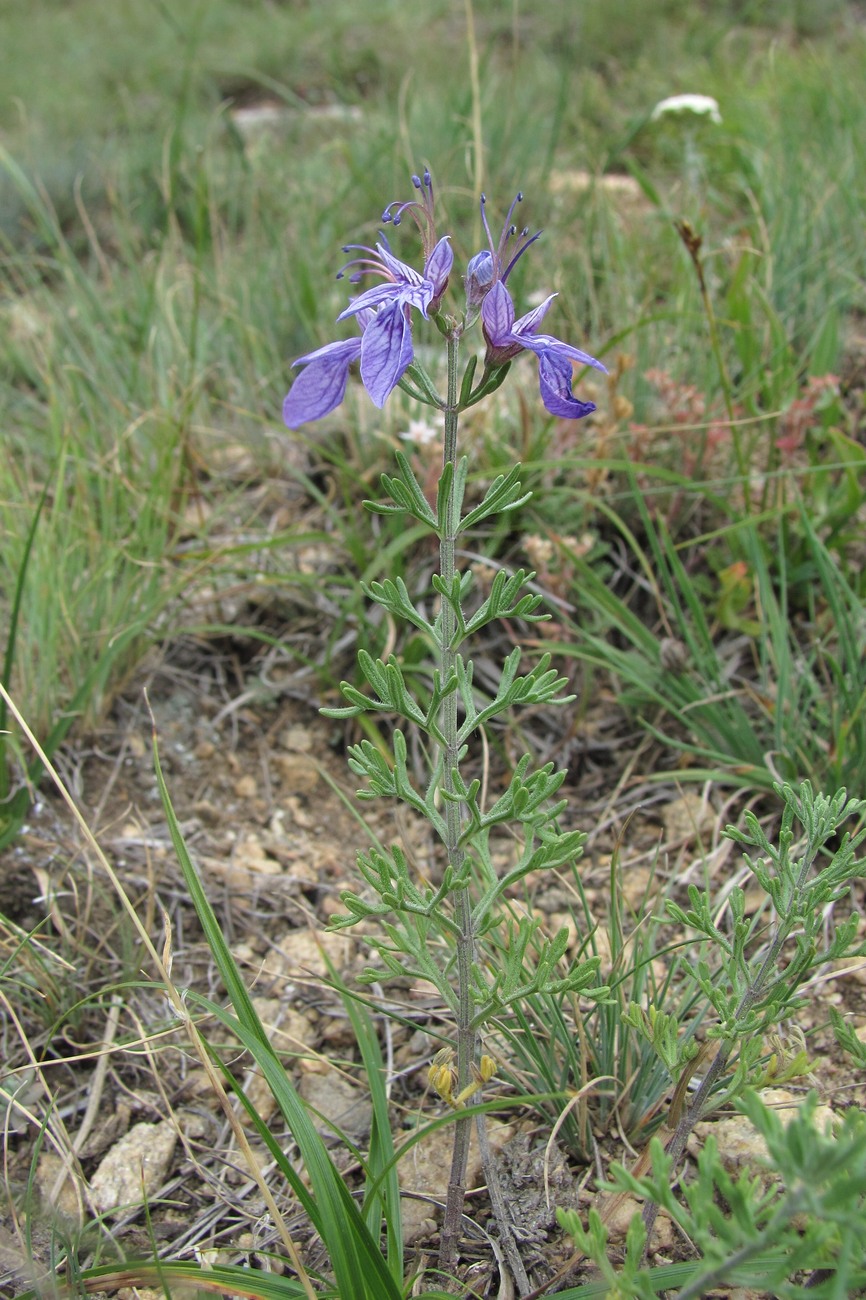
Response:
90,1120,176,1213
271,1007,317,1057
249,997,316,1059
233,833,280,873
620,864,657,911
400,1122,478,1244
239,1067,278,1127
589,923,612,969
233,941,266,975
832,955,866,985
273,752,321,794
690,1088,837,1172
35,1152,84,1222
761,1087,836,1134
229,101,362,142
602,1193,674,1250
548,169,644,201
398,1119,514,1244
282,725,315,753
661,792,714,844
298,1068,372,1143
276,928,354,979
207,834,282,889
178,1109,209,1140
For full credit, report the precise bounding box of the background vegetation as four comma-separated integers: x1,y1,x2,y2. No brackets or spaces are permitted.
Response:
2,0,864,804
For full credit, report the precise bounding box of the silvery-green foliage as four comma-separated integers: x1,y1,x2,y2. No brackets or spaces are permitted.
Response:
560,1091,866,1297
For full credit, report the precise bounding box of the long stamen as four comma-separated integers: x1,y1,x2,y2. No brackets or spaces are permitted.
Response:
476,191,541,283
382,169,437,256
337,244,388,282
497,192,524,259
501,227,543,281
479,193,495,254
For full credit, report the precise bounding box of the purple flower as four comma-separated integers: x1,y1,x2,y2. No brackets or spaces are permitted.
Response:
283,172,454,427
464,248,495,314
337,235,453,321
481,280,607,420
335,234,453,407
478,190,543,282
381,168,444,266
464,191,542,317
336,170,453,353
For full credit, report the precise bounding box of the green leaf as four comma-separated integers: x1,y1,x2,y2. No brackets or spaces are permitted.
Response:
363,576,436,636
460,464,532,531
459,353,478,407
366,451,437,527
462,360,512,408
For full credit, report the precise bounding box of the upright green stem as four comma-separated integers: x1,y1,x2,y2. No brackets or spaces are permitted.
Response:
438,329,479,1278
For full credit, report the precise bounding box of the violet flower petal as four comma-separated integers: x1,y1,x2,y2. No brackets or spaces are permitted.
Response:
359,301,414,407
520,331,608,372
338,282,409,319
537,352,598,420
481,280,516,343
510,294,557,338
376,242,427,288
282,337,362,428
424,236,454,294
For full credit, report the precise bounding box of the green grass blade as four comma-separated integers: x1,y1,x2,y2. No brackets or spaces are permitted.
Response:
333,975,404,1283
149,717,402,1300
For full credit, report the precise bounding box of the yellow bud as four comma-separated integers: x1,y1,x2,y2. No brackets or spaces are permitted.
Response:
478,1054,497,1083
428,1063,455,1104
428,1048,457,1104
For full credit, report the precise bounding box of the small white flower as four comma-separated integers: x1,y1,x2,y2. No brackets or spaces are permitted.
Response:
650,94,722,125
398,418,439,445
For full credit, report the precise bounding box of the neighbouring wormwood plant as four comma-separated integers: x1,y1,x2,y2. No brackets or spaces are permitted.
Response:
282,170,609,1279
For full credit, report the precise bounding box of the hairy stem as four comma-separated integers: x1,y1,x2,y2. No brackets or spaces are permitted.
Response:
434,332,530,1292
438,330,478,1278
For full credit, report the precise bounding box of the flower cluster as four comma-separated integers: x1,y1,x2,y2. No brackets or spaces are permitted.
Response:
282,171,606,429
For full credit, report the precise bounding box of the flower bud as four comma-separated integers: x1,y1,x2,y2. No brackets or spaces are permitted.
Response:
464,250,495,324
470,1055,497,1086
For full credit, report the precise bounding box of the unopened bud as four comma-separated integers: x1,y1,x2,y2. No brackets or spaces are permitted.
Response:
464,249,495,323
428,1063,455,1103
428,1047,457,1105
478,1054,496,1083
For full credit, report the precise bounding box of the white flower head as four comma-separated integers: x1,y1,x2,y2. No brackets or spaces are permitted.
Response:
650,94,722,125
398,418,440,445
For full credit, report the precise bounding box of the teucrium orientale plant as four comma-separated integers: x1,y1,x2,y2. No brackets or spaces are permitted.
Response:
282,169,608,1278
